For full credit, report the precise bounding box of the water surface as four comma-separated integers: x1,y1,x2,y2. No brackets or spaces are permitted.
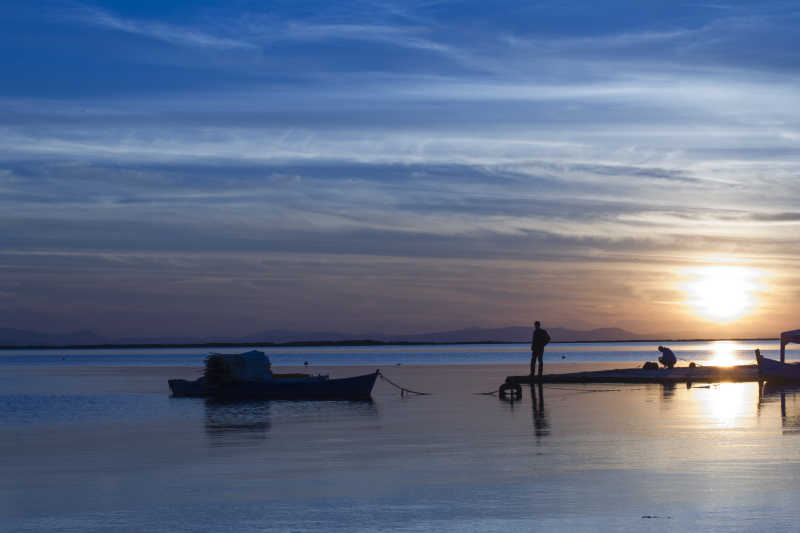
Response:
2,343,800,531
0,339,792,367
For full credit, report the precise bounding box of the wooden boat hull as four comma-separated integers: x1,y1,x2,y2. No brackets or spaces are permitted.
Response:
756,353,800,382
169,371,379,400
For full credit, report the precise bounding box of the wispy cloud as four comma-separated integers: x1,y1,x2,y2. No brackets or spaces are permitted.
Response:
747,212,800,222
503,28,692,52
69,5,256,50
65,5,481,69
284,23,448,53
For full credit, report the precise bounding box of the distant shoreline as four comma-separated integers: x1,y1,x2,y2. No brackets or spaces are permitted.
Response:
0,337,778,350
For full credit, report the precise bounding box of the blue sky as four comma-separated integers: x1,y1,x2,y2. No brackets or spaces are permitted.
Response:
2,1,800,338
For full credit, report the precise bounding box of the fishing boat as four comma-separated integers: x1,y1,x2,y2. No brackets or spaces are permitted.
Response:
756,329,800,382
169,350,378,400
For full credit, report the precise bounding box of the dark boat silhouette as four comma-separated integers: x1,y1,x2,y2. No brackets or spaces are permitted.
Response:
169,350,378,400
756,330,800,383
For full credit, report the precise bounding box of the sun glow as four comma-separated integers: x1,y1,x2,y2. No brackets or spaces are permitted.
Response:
707,340,742,367
684,266,761,322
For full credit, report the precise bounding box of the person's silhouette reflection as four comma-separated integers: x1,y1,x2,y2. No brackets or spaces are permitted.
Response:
661,382,676,401
531,383,550,437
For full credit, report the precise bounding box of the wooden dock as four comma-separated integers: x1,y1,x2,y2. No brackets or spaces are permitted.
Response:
505,364,760,385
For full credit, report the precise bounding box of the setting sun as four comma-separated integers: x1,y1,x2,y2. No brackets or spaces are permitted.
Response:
684,266,762,322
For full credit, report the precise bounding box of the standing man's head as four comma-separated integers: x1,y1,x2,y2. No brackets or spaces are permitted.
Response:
534,321,541,329
657,346,665,352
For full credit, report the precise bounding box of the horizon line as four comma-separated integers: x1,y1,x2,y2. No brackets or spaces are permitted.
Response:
0,336,780,351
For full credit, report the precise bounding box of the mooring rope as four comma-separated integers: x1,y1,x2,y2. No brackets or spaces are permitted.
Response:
378,371,648,397
377,371,430,396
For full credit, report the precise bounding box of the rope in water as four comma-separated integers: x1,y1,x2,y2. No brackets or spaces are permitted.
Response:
377,371,430,396
379,372,652,397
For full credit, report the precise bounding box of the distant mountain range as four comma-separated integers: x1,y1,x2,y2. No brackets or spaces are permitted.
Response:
0,328,108,347
0,325,652,347
388,326,647,343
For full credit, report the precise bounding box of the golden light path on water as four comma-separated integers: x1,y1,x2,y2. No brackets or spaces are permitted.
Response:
683,265,763,322
707,340,742,367
697,343,756,427
701,382,755,427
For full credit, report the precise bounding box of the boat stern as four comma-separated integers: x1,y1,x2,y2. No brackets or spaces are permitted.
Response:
168,378,208,397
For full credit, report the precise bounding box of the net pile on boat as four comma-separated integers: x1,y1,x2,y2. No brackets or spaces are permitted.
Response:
203,350,273,386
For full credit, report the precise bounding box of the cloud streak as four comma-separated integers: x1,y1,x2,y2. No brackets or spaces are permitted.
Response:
68,5,257,50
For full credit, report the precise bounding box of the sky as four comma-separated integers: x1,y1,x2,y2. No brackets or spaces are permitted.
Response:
2,0,799,339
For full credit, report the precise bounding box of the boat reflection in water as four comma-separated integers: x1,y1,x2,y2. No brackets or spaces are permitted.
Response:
758,383,800,434
530,383,550,438
203,398,380,448
204,400,272,446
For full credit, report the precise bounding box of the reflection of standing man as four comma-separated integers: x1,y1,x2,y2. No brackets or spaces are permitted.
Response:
530,321,551,377
531,383,550,437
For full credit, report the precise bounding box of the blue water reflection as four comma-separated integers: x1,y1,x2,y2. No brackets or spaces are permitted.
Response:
0,339,791,367
4,352,800,531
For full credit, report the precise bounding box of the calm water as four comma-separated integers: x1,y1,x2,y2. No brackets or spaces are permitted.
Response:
3,342,800,531
0,339,795,367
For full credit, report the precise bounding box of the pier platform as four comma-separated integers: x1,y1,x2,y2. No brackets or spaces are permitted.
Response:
506,364,760,385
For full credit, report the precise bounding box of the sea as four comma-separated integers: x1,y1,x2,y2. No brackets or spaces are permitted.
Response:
3,340,800,532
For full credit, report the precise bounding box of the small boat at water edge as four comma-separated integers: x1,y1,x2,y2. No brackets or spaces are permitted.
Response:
169,350,378,400
756,329,800,383
756,352,800,382
169,372,379,400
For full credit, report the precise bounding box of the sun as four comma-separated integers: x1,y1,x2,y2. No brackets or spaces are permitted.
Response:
683,265,761,322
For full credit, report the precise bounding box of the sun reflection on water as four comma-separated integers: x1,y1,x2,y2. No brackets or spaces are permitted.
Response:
707,340,742,367
702,382,755,427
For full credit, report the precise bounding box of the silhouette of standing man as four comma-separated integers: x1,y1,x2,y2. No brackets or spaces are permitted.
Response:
530,321,551,377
